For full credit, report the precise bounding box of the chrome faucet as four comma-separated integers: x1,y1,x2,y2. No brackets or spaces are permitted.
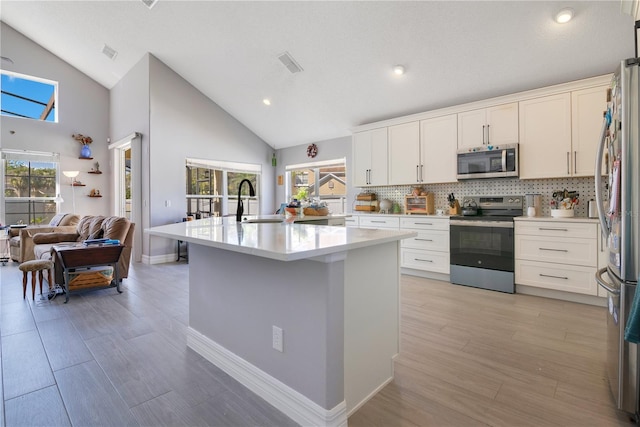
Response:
236,179,256,221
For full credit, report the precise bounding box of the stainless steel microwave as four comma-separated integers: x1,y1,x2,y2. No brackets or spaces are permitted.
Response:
456,143,519,180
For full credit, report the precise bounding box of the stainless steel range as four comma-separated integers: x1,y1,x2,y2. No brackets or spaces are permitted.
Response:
449,195,523,293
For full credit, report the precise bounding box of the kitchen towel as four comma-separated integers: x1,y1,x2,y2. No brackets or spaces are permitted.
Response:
624,274,640,343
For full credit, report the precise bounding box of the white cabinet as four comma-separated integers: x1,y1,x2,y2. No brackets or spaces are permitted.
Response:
421,114,458,184
572,85,608,177
515,220,599,295
400,216,450,274
358,215,400,230
388,121,420,185
387,115,458,185
457,102,518,150
352,128,388,186
518,93,572,179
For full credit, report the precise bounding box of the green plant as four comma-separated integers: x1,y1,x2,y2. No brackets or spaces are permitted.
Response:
295,188,308,200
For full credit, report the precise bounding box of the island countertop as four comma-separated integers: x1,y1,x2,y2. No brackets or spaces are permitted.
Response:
146,217,416,262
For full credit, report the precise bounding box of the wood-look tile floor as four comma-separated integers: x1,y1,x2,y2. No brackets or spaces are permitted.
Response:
0,261,633,426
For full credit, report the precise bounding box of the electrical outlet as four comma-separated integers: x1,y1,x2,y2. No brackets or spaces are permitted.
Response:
272,325,283,352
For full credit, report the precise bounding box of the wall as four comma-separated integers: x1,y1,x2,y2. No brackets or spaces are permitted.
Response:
274,136,353,208
0,22,110,219
145,55,275,258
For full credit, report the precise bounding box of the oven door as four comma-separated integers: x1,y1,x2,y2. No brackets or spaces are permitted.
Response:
450,220,514,272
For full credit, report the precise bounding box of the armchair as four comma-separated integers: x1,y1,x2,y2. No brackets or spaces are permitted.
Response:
31,215,135,285
9,213,80,263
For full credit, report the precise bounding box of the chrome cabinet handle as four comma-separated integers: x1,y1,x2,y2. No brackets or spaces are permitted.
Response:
539,248,568,252
420,164,424,182
573,151,577,173
538,227,568,231
486,124,490,145
416,165,420,182
415,223,433,226
371,220,386,223
415,258,434,263
566,152,570,175
540,273,568,280
415,238,433,242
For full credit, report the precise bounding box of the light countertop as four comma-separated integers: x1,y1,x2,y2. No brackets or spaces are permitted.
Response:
146,217,416,262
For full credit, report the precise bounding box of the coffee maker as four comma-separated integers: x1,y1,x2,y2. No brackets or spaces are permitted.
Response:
525,194,542,217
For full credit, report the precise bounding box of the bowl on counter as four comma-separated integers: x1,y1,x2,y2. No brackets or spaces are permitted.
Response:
550,208,574,218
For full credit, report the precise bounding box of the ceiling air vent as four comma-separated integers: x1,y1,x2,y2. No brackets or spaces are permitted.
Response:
102,44,118,60
277,51,303,74
141,0,158,9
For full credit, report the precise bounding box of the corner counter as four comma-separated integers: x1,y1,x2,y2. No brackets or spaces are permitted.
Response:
146,217,415,426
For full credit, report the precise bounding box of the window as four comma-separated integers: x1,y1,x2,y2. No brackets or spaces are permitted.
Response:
186,158,260,218
1,71,58,122
286,158,346,214
2,150,60,225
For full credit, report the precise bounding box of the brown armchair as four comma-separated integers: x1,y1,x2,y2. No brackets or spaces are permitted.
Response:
9,213,80,263
31,215,135,284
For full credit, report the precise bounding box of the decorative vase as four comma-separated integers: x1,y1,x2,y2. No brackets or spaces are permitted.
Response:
80,144,92,158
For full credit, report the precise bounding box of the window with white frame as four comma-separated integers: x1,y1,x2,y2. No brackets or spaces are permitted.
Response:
2,150,60,225
1,71,58,122
286,158,346,214
186,158,260,218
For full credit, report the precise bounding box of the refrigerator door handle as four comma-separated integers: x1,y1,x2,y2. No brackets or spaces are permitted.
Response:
595,117,610,240
595,267,619,295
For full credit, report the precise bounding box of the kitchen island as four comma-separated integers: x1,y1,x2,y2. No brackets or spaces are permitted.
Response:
146,217,415,426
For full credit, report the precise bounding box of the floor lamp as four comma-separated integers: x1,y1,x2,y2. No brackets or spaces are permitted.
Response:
62,170,79,213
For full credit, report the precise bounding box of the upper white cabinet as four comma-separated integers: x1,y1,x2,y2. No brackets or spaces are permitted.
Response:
353,128,388,186
572,85,608,177
519,85,607,179
421,114,458,183
387,115,458,185
388,121,420,185
518,93,572,179
457,102,519,149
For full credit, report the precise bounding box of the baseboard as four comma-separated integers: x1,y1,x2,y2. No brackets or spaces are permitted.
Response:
142,253,178,265
187,327,348,427
401,268,450,282
516,284,606,307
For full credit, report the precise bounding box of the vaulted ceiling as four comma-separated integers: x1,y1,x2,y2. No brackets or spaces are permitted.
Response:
0,1,634,148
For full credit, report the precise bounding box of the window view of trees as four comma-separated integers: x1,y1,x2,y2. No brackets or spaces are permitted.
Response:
4,160,58,224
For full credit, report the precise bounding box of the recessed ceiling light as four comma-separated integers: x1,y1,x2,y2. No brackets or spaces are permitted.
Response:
141,0,158,9
263,98,271,106
555,8,574,24
393,65,405,75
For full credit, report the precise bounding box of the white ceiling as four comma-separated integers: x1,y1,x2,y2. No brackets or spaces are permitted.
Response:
0,1,635,149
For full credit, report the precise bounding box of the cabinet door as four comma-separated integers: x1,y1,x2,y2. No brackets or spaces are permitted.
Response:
388,121,420,185
352,131,372,187
457,108,486,149
518,93,572,179
369,127,388,186
486,102,519,145
421,114,458,184
572,85,608,177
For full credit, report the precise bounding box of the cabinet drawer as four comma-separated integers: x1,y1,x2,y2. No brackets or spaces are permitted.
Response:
345,216,359,227
401,248,450,274
400,216,449,231
402,230,449,251
359,216,400,229
515,260,597,296
515,235,596,267
515,221,596,239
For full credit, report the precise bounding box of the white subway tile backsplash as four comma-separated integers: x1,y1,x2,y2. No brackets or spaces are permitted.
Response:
362,177,602,218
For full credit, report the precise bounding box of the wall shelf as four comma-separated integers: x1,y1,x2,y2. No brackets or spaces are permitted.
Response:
88,195,102,198
88,171,102,174
72,183,86,187
79,157,94,160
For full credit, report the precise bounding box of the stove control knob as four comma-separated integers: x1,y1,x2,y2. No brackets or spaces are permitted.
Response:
508,198,514,203
513,198,520,203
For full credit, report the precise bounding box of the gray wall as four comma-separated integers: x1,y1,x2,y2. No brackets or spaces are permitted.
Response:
0,22,110,219
274,135,354,209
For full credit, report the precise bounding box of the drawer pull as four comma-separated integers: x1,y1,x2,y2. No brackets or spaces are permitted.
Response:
539,273,568,280
538,248,568,252
538,227,569,232
415,222,433,226
415,238,433,242
415,258,434,263
371,221,386,223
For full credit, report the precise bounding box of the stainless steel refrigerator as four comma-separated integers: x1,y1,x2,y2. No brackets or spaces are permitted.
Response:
595,58,640,418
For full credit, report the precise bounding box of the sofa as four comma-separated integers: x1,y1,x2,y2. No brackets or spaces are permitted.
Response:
31,215,134,285
9,213,81,263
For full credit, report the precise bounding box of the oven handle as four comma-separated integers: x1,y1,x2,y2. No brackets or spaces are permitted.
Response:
450,220,513,228
595,267,619,295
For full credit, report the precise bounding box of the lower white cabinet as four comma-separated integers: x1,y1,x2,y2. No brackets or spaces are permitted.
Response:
515,220,599,296
358,215,400,229
345,216,359,228
400,216,450,274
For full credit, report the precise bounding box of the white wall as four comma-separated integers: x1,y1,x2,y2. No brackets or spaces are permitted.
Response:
0,22,110,219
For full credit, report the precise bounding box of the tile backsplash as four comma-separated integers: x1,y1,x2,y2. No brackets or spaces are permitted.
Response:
356,176,605,217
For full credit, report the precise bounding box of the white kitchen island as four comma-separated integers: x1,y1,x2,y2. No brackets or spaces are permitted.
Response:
146,217,415,426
